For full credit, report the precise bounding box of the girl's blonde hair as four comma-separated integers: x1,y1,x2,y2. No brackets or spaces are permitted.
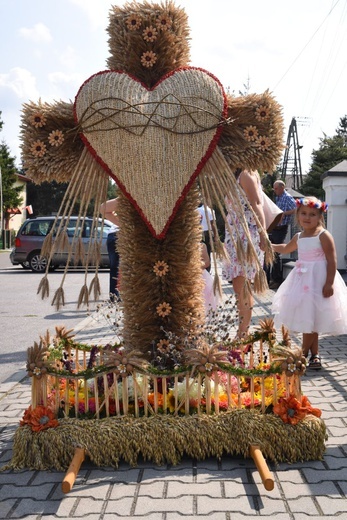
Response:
295,196,327,227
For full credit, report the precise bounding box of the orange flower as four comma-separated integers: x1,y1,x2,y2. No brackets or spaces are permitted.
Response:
157,339,170,353
301,395,322,418
156,301,172,317
153,260,169,277
273,395,308,425
256,135,271,151
156,13,172,31
143,25,158,42
125,15,142,31
48,129,64,147
29,112,46,128
140,50,157,68
31,140,47,157
147,392,164,408
243,125,258,141
255,104,270,121
20,405,59,432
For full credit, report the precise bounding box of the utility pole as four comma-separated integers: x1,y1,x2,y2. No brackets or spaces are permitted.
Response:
281,117,303,190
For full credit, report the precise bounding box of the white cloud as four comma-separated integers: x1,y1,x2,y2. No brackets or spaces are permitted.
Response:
59,46,79,70
19,22,52,43
48,70,85,87
0,67,39,100
69,0,113,30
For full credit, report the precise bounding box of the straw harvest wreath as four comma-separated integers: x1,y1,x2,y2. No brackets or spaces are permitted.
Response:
3,1,326,488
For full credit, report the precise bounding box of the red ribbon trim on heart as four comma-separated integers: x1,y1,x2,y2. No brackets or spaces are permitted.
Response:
74,67,227,240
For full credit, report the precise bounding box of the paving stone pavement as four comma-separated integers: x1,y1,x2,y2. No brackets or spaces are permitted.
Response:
0,279,346,519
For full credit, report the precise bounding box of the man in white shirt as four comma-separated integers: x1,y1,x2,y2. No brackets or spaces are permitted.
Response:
197,203,217,272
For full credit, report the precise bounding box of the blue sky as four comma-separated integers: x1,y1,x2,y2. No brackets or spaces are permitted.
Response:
0,0,346,175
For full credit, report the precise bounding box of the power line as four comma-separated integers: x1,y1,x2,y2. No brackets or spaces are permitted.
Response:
273,0,341,90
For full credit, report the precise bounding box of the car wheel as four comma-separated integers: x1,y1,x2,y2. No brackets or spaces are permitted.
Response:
28,252,48,273
20,261,30,270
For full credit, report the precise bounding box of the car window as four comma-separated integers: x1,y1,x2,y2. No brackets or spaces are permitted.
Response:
84,220,112,239
22,220,52,237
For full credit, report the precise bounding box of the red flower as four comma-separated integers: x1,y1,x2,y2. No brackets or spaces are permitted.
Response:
301,395,322,418
273,395,308,425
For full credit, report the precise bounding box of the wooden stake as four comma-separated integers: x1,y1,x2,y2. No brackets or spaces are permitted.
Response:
62,447,85,494
249,444,274,491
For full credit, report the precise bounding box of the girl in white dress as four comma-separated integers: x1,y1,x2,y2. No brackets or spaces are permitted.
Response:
272,197,347,369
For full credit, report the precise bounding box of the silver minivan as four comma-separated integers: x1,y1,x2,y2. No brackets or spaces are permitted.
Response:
10,216,112,272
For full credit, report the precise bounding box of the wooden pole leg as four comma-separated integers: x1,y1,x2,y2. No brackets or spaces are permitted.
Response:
62,447,85,494
249,444,274,491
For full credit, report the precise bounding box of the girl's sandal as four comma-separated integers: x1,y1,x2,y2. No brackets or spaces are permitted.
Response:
308,355,322,370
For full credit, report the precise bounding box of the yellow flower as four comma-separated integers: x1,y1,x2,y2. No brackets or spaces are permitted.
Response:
30,140,47,157
255,104,270,121
143,25,158,42
255,135,271,151
156,13,172,31
48,129,64,147
29,112,46,128
140,51,157,68
153,260,169,277
156,301,172,317
243,125,258,142
125,15,142,31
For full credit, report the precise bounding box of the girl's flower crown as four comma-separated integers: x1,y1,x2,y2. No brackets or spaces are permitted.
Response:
296,197,328,212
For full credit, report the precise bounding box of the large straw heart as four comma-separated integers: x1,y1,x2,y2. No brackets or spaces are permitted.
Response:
74,68,226,238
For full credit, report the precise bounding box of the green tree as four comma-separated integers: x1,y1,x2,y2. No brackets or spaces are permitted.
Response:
0,114,23,229
27,178,118,216
300,116,347,199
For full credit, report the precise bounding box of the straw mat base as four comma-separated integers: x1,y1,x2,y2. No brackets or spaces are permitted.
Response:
3,411,326,472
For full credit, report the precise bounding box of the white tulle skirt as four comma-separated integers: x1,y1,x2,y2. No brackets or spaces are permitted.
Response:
272,259,347,335
202,270,220,316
